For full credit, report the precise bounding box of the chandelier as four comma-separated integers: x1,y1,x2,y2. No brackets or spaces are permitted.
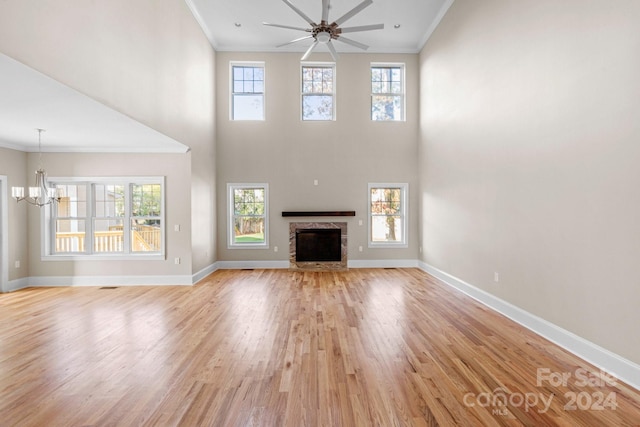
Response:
11,129,64,207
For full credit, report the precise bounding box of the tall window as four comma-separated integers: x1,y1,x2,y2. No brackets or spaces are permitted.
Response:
368,183,408,247
302,63,335,121
48,178,164,257
371,64,405,121
228,183,269,249
231,62,265,120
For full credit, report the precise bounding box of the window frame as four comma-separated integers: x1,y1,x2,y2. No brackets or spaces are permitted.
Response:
368,183,408,248
227,183,269,249
370,63,406,122
230,61,265,121
42,177,165,260
301,62,336,121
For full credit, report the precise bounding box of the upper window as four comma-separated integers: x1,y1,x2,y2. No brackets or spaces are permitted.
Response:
227,183,269,249
371,64,405,121
368,183,408,247
47,178,164,258
231,63,265,120
302,63,335,121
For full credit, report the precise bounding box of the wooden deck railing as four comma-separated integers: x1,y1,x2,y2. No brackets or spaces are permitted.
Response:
56,225,160,253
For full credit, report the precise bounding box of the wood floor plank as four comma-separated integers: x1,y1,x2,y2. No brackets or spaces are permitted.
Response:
1,268,639,426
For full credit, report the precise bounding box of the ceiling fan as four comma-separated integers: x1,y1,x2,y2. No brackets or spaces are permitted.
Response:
263,0,384,61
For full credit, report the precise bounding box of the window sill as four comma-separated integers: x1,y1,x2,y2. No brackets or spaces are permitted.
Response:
42,254,165,262
368,242,408,249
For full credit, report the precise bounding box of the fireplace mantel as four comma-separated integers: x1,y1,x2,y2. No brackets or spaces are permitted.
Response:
282,211,355,217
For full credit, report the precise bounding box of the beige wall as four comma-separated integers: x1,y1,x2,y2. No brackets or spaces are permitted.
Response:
216,52,419,262
0,0,217,277
0,147,29,282
419,0,640,363
26,152,192,278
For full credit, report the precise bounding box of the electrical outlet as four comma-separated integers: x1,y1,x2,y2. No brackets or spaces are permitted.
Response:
15,260,20,268
175,257,181,265
274,246,278,252
174,224,181,232
494,272,500,282
313,179,318,186
358,220,363,226
358,246,363,252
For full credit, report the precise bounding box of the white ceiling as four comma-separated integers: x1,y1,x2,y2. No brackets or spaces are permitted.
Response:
187,0,453,54
0,0,453,154
0,53,189,154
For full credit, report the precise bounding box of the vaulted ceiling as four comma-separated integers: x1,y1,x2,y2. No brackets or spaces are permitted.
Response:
0,1,452,153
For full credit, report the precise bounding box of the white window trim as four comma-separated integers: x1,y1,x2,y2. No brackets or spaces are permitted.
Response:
301,62,336,121
42,176,165,261
368,183,408,248
230,61,266,121
227,183,269,249
370,62,406,122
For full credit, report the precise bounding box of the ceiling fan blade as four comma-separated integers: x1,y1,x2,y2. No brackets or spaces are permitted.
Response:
282,0,316,26
263,22,310,32
333,0,373,26
327,40,339,62
322,0,330,22
301,40,319,61
277,35,313,48
336,36,369,50
339,23,384,34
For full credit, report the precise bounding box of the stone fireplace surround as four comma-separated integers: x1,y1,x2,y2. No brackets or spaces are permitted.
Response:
289,222,348,271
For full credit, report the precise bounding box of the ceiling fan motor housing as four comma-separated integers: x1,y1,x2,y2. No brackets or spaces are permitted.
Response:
312,22,338,43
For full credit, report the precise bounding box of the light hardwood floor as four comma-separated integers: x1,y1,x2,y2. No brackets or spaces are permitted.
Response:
1,268,639,426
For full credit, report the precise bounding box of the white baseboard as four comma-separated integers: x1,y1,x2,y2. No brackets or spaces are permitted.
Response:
192,263,219,284
6,277,30,292
27,275,193,287
419,261,640,392
349,259,419,269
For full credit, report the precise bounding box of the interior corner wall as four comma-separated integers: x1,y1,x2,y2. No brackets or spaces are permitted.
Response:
419,0,640,364
0,0,217,276
0,147,29,283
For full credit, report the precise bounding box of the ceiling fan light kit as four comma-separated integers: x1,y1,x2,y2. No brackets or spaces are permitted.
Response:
264,0,384,61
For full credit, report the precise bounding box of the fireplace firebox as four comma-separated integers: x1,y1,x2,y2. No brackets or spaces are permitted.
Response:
296,228,341,262
289,222,347,270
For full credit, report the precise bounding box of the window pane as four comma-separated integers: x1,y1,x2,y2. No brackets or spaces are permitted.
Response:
131,219,162,252
233,94,264,120
303,95,333,120
233,66,263,94
371,216,403,242
94,219,124,253
95,184,124,217
132,184,161,217
234,188,265,215
55,219,86,253
233,217,265,243
372,95,402,121
302,66,333,94
56,184,87,217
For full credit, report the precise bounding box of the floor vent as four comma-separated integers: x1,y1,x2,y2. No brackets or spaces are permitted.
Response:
99,286,118,290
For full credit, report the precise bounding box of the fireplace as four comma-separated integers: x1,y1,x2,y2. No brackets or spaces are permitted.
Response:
289,222,347,270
